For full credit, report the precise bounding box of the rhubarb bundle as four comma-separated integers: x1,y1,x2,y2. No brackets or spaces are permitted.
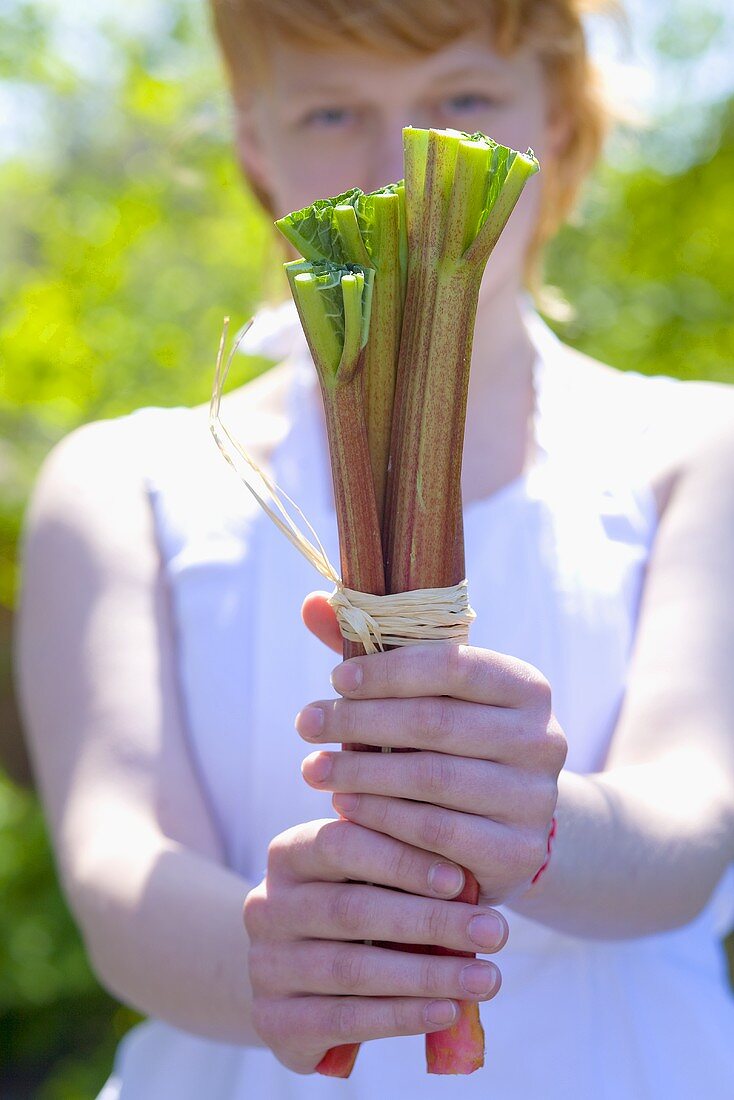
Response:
277,127,539,1077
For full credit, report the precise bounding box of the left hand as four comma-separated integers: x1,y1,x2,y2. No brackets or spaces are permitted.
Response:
296,593,568,906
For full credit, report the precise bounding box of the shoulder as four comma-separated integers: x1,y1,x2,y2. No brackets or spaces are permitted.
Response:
21,412,167,582
192,357,295,465
28,358,295,523
558,344,734,518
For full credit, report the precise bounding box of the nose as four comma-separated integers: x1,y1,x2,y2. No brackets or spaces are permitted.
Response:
363,111,415,190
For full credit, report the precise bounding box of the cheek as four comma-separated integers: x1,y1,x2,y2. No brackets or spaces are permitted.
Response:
260,132,369,219
478,182,539,297
478,100,550,289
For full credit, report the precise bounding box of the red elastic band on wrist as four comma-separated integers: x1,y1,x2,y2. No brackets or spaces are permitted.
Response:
530,815,557,886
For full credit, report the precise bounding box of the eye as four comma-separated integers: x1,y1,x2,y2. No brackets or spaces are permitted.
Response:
442,93,497,113
301,106,355,129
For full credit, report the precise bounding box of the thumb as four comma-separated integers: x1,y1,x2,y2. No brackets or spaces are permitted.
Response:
302,591,343,654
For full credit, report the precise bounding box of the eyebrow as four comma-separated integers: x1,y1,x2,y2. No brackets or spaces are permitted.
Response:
278,55,508,96
283,63,505,98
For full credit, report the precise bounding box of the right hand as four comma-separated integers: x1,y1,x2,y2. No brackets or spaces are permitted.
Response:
243,817,508,1074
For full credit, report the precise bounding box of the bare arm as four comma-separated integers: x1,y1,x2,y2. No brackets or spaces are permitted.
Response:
15,417,263,1045
512,407,734,935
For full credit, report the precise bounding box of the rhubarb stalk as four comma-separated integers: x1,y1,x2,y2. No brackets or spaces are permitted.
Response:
277,185,406,527
283,257,382,1077
383,128,539,1074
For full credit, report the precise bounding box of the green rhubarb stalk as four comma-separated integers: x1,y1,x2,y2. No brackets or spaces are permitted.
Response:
385,129,538,592
277,185,406,529
284,258,385,633
283,257,382,1079
383,127,539,1075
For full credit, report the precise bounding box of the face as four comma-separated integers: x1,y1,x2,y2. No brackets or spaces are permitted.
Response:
237,31,565,295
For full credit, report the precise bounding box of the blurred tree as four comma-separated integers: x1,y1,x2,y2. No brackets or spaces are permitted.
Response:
1,1,733,1095
545,98,734,383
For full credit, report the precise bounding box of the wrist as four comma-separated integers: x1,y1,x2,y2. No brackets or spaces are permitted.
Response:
504,769,603,918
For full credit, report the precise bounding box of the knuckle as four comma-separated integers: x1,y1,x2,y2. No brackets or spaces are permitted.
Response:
421,902,452,946
386,841,419,888
419,953,444,995
385,1000,413,1036
329,887,368,936
335,698,359,742
547,720,568,770
418,807,457,853
246,941,272,994
417,697,454,744
331,947,366,992
266,830,291,875
447,643,481,693
538,775,559,819
379,651,400,693
250,998,280,1045
418,752,456,798
522,776,557,828
519,830,548,877
524,712,549,748
528,670,552,712
328,998,361,1040
243,883,269,938
530,721,567,775
314,819,352,870
350,747,371,788
371,794,392,831
394,999,428,1036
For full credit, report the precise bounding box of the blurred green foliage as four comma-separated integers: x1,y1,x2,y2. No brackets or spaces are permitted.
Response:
1,1,733,1096
545,100,734,383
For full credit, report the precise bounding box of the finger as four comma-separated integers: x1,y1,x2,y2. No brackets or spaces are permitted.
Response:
330,794,548,905
258,940,501,1001
330,642,552,710
296,694,532,762
302,591,342,654
253,994,463,1072
266,817,467,898
258,881,508,953
301,749,553,824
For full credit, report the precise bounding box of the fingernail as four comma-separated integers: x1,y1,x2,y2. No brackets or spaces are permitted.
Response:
424,1000,457,1027
333,793,359,814
460,962,499,997
331,661,363,694
303,752,332,782
428,861,465,897
467,913,505,950
295,706,324,740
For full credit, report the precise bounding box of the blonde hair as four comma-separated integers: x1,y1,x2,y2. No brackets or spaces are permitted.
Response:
209,0,614,280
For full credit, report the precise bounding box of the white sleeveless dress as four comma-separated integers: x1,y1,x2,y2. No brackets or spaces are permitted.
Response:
98,303,734,1100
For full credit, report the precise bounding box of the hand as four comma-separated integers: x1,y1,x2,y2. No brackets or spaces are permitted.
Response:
297,593,567,906
243,818,507,1074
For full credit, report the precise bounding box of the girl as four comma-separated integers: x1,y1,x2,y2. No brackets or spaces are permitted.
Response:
16,0,734,1096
